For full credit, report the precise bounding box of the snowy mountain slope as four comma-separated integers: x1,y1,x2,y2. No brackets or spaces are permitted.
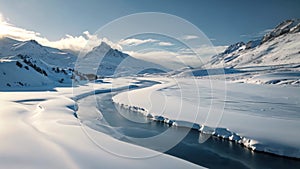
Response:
0,37,19,55
208,33,300,68
206,19,300,68
262,19,300,43
76,42,168,77
0,59,53,90
176,19,300,86
0,37,76,68
0,37,76,86
0,37,168,87
17,54,74,85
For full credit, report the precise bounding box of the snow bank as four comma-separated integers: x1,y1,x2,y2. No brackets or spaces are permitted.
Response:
112,77,300,158
0,79,204,169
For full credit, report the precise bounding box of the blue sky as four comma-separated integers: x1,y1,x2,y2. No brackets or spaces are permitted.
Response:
0,0,299,45
0,0,300,68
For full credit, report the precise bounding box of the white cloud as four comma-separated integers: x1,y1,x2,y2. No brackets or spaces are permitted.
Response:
124,45,227,69
240,28,273,39
0,12,227,67
177,45,227,59
0,12,121,53
157,41,174,46
45,32,122,53
0,14,41,40
125,49,210,69
119,38,158,46
125,50,184,69
181,35,199,40
191,45,227,57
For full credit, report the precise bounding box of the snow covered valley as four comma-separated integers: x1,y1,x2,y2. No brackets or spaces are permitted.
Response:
1,77,300,168
0,79,205,169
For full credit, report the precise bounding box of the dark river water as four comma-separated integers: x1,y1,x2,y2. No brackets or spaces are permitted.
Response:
77,81,300,169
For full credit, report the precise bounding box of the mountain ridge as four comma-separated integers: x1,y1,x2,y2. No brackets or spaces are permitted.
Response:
175,19,300,86
205,19,300,68
0,37,169,89
76,41,168,77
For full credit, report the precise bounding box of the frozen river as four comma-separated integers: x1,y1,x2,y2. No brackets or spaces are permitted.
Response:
77,79,300,169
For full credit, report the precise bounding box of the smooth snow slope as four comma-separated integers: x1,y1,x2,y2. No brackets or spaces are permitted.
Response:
0,79,204,169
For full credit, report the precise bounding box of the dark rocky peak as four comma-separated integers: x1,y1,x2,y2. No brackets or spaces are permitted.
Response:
223,42,245,55
261,19,300,43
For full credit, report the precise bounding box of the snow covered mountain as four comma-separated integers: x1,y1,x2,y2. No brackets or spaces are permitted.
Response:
176,19,300,86
0,37,169,89
0,59,53,90
207,19,300,68
0,37,77,68
0,38,76,89
76,42,168,77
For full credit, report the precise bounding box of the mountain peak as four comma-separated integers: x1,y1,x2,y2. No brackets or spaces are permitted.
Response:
26,39,41,45
99,41,110,48
206,18,300,69
223,42,245,55
262,18,300,43
92,41,112,52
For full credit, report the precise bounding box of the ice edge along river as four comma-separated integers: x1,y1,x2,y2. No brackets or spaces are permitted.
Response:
112,77,300,159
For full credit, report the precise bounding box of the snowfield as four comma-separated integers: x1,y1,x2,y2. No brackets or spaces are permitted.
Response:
112,77,300,158
0,79,204,169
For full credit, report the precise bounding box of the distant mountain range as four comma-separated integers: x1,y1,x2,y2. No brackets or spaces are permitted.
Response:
206,19,300,68
0,37,168,89
1,19,299,88
76,42,168,77
0,37,76,68
175,19,300,85
0,38,76,89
